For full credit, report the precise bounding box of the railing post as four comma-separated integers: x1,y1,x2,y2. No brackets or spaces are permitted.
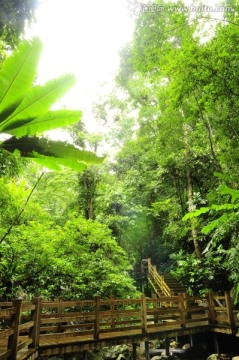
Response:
153,265,157,281
8,299,22,359
165,338,170,356
110,295,115,328
132,343,138,360
145,341,150,360
224,291,235,327
207,292,216,324
152,294,158,324
57,297,63,332
30,297,41,348
141,295,147,333
183,293,191,320
94,296,100,339
179,293,186,327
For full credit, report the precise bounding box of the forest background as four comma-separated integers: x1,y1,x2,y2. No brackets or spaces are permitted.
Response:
0,0,239,304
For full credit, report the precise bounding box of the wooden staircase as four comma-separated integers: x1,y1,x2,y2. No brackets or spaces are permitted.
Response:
142,258,185,297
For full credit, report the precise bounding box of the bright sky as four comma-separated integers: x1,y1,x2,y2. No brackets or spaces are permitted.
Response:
29,0,226,139
30,0,135,133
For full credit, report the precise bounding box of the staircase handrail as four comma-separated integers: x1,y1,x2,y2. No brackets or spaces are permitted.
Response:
147,259,172,297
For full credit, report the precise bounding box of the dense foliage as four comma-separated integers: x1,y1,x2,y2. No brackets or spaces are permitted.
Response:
0,4,137,300
87,0,239,301
0,0,39,47
1,0,239,303
0,170,137,299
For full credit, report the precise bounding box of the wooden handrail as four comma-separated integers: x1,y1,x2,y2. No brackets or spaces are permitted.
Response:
147,259,172,296
0,292,236,359
0,299,40,359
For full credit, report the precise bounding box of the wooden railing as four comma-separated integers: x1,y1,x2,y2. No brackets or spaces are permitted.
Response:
0,293,236,359
0,298,41,359
147,258,172,296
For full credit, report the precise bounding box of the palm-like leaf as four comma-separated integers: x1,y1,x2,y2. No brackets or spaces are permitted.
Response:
0,74,76,132
0,37,103,170
5,110,82,137
30,155,88,171
0,38,42,114
2,137,103,164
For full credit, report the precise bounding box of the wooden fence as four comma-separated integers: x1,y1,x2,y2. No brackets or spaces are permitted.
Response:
0,298,40,359
0,292,236,359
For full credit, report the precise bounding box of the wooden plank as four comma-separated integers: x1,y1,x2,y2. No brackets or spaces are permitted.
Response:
40,322,95,333
8,299,22,359
29,297,41,348
187,306,209,312
213,295,225,300
21,305,36,312
0,302,13,307
41,301,95,308
94,297,100,339
207,293,216,323
19,321,34,331
141,295,147,333
224,291,235,327
0,308,17,316
40,315,92,324
100,325,141,333
17,348,38,360
214,306,226,311
101,308,141,315
100,299,141,306
42,310,95,317
147,309,180,315
17,338,33,351
215,317,230,323
0,349,11,360
147,321,181,329
0,329,14,340
40,331,92,340
184,318,208,324
41,310,95,318
147,296,179,302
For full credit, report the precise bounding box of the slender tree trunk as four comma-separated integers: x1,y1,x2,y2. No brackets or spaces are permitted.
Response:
79,171,96,220
186,164,202,258
204,118,222,172
183,123,202,259
193,93,222,172
87,198,94,220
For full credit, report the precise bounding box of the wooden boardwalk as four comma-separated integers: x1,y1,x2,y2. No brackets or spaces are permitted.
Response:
0,292,238,359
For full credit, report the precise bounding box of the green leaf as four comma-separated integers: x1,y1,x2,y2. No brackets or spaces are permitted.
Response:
30,153,87,171
218,184,239,203
0,74,76,133
201,214,230,235
0,37,102,171
1,137,104,165
182,207,210,221
211,203,239,211
213,172,232,182
0,38,43,114
5,110,82,137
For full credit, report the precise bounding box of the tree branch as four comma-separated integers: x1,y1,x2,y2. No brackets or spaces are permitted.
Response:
0,171,45,244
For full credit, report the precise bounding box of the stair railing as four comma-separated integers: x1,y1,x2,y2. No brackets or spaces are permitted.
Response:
147,258,172,297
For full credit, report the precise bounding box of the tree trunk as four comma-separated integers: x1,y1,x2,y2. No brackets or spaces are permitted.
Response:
183,123,202,259
186,164,202,258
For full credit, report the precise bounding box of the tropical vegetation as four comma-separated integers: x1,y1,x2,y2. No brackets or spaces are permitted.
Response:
0,0,239,304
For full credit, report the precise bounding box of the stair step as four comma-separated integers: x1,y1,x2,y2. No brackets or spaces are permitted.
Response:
146,260,185,297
